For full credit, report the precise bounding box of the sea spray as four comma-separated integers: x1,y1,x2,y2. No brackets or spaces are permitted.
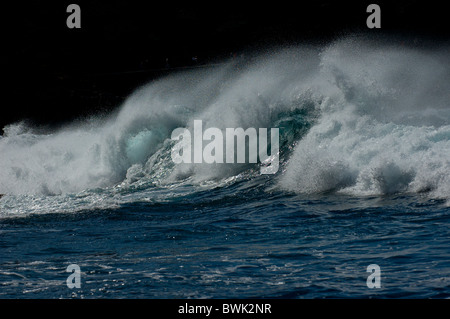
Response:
278,39,450,201
0,37,448,206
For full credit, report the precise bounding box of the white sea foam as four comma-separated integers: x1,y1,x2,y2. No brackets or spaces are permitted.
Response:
0,37,448,206
279,39,450,202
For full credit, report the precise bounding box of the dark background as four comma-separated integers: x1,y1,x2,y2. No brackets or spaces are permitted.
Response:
0,1,448,131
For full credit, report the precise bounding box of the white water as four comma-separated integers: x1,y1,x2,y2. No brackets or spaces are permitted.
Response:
0,37,449,204
279,39,450,202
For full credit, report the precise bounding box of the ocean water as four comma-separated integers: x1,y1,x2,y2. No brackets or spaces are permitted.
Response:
0,37,449,298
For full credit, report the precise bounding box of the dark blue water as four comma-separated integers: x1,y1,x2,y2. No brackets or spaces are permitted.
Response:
1,178,449,298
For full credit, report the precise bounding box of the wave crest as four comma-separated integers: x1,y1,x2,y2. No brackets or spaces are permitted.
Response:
0,37,449,204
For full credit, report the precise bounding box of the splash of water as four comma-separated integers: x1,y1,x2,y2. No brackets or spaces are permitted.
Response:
0,37,449,206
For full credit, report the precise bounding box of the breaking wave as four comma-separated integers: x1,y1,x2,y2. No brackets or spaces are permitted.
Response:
1,36,449,207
